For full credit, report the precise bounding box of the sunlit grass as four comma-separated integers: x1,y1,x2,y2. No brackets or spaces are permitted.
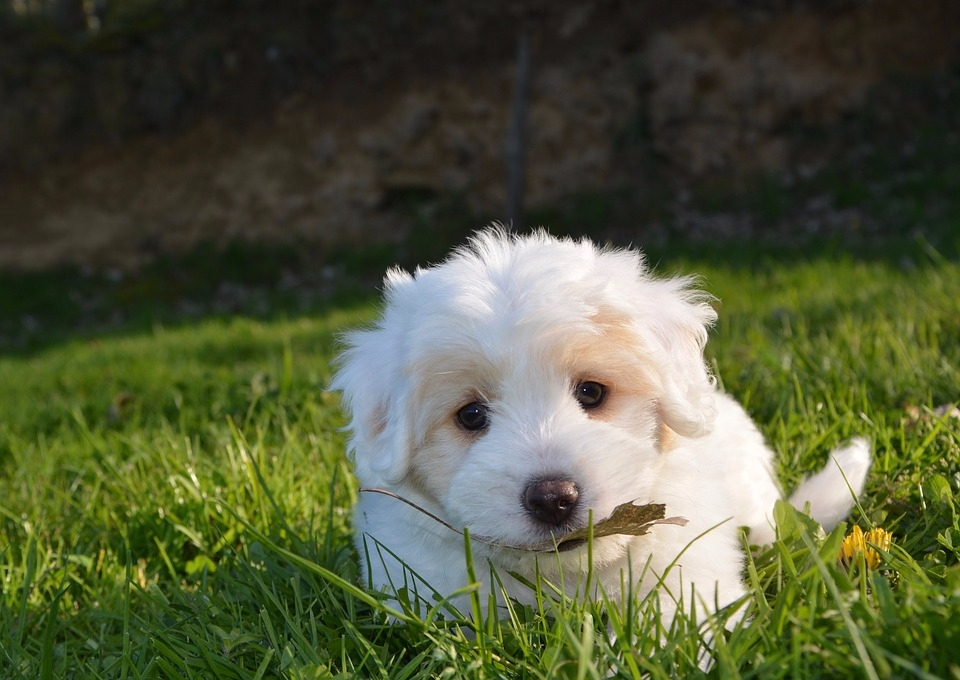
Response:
1,241,958,677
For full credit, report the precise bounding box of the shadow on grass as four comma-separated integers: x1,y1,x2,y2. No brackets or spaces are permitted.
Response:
0,211,956,359
3,67,959,357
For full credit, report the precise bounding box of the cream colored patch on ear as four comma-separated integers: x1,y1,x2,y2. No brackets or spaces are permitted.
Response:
406,460,444,507
406,417,465,506
657,419,678,453
367,405,387,439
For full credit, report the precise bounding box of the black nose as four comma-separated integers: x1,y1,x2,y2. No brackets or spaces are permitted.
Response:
523,479,579,526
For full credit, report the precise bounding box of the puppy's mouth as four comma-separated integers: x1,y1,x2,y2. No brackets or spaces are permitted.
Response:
471,529,591,554
553,537,587,553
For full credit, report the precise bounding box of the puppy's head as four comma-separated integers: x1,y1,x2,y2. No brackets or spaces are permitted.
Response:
333,228,717,548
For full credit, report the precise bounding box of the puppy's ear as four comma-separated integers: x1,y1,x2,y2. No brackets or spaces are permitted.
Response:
634,276,718,439
331,269,415,485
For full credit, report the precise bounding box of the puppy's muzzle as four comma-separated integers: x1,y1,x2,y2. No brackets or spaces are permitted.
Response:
523,479,579,526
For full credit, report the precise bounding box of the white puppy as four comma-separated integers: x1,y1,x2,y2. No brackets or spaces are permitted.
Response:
333,228,870,628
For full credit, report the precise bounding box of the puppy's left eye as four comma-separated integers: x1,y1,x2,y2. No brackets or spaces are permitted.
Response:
456,402,490,431
574,381,606,409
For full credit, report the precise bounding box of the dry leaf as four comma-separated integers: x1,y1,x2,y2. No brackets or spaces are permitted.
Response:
904,402,960,428
555,501,688,547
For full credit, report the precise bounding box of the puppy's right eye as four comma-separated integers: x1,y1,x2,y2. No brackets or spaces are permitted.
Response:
456,402,490,431
574,381,606,409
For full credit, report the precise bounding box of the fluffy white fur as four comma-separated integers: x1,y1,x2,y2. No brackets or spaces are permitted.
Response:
333,228,871,628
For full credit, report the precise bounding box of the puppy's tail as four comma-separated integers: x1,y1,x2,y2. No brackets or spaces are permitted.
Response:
749,438,871,546
787,438,872,532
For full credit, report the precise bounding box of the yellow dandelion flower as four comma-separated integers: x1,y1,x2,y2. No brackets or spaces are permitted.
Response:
839,525,892,570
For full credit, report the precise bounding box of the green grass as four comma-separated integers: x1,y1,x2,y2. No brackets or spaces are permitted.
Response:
1,239,958,678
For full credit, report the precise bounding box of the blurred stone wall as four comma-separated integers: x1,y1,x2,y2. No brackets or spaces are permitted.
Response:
0,0,957,270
